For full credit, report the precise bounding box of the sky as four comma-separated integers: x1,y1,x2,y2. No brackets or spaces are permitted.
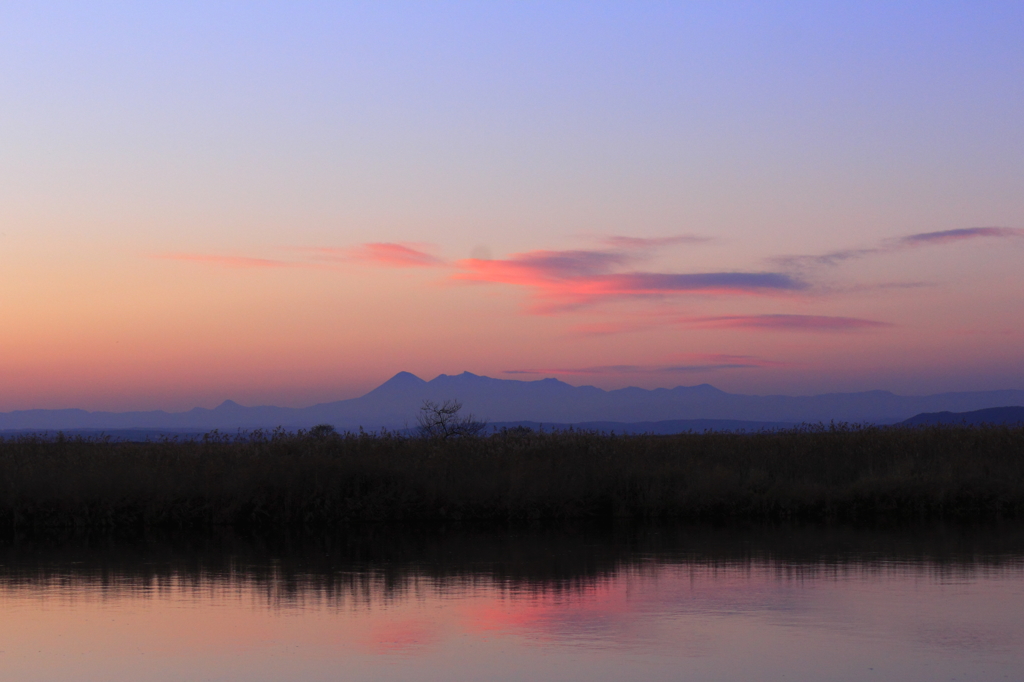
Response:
2,1,1023,410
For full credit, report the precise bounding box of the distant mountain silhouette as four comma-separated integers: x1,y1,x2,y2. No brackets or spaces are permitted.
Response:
2,371,1024,432
900,406,1024,426
485,419,798,434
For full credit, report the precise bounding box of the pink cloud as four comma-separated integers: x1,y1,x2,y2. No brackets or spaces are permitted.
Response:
156,242,445,271
301,242,445,268
157,238,796,314
453,249,806,311
483,249,630,277
684,314,891,331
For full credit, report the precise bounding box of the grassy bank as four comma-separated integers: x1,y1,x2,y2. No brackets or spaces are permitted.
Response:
1,424,1023,528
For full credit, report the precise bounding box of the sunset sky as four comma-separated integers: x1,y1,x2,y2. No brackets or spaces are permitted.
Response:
2,2,1023,410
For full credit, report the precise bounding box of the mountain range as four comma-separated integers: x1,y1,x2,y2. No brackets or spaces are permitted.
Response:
899,406,1024,427
2,371,1024,433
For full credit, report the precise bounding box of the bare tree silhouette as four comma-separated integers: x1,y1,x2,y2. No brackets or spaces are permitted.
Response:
417,399,486,439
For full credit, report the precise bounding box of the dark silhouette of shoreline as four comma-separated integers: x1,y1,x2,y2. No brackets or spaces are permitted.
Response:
1,424,1023,528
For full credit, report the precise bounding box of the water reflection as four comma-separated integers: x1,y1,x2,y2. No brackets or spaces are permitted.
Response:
2,525,1023,681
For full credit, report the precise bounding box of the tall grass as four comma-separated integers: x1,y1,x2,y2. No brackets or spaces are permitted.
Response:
1,424,1023,528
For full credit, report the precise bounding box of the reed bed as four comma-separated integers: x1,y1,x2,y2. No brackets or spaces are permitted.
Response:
0,424,1022,528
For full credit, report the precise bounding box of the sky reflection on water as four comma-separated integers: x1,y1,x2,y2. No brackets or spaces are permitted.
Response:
1,526,1023,681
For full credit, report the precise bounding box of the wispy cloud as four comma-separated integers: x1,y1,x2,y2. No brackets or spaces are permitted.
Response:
570,313,889,336
156,234,714,296
776,226,1024,269
774,247,881,269
896,226,1024,246
448,234,775,310
600,234,712,249
504,353,785,376
168,235,702,276
298,243,445,268
677,352,787,366
156,242,445,271
164,235,778,312
461,249,632,279
504,363,763,376
613,272,806,292
453,248,805,311
684,314,891,331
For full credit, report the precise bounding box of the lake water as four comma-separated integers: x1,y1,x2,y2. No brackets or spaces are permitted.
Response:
2,525,1023,681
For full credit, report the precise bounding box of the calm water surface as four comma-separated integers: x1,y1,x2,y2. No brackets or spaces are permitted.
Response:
1,525,1023,681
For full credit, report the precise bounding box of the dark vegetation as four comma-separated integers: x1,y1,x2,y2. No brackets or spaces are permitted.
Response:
1,423,1023,529
415,399,486,438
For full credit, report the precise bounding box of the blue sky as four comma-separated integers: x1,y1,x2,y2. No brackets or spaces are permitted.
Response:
2,2,1023,409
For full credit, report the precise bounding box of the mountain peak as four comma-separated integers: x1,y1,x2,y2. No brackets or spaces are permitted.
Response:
215,400,243,410
429,371,486,384
387,371,426,384
369,371,427,393
670,383,726,394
